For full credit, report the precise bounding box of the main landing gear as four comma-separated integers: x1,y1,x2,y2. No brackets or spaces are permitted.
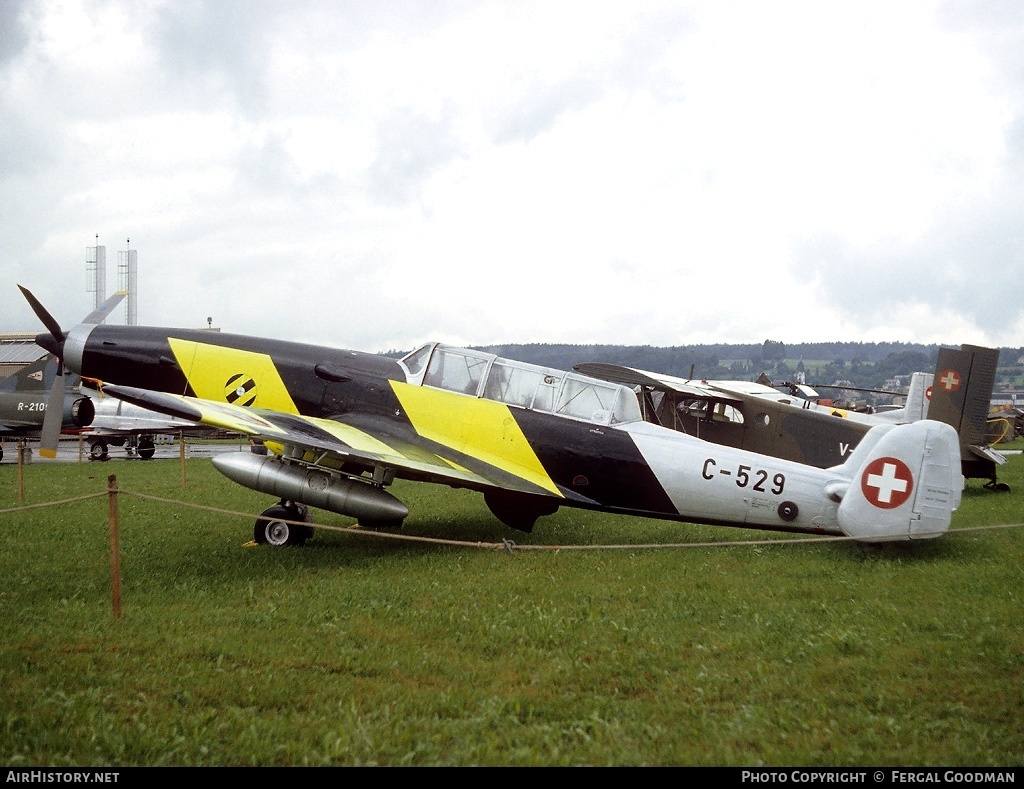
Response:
89,436,156,460
137,437,156,459
254,502,315,547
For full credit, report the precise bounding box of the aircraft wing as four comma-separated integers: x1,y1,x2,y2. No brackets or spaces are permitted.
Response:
83,391,225,437
0,419,38,434
99,384,575,501
573,363,744,404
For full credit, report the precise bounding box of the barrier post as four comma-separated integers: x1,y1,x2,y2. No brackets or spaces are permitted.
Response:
107,474,122,618
180,429,186,490
17,440,24,502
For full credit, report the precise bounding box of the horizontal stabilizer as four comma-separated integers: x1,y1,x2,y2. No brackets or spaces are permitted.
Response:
968,444,1007,466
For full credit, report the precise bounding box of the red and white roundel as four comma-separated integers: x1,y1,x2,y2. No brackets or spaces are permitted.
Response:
937,369,962,392
860,457,914,509
925,386,933,400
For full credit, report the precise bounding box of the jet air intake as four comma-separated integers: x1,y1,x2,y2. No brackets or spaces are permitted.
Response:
212,452,409,526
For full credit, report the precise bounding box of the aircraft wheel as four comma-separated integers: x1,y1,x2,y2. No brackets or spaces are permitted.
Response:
254,504,314,547
138,438,156,460
90,441,108,460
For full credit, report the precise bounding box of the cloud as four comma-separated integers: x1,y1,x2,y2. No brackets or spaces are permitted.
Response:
2,0,1023,355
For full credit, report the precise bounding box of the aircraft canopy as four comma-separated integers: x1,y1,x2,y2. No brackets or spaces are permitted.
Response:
400,343,643,426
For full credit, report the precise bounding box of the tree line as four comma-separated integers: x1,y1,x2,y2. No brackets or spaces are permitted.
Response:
384,340,1022,395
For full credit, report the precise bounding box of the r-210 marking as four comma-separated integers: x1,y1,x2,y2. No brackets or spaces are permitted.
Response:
702,459,785,494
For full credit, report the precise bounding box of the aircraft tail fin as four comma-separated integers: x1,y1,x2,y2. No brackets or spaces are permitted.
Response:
926,344,1003,484
902,371,931,422
927,344,999,450
829,420,961,542
0,354,55,393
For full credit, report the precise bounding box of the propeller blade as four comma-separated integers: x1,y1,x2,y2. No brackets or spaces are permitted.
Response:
18,285,65,345
82,290,127,325
39,362,66,458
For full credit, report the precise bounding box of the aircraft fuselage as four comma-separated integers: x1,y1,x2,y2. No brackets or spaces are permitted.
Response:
60,325,848,533
56,324,961,541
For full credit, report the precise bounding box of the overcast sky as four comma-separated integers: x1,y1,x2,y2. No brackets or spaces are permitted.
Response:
2,0,1022,355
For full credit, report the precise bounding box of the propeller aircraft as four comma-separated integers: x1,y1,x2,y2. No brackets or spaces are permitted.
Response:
575,344,1006,491
0,293,125,462
19,285,965,547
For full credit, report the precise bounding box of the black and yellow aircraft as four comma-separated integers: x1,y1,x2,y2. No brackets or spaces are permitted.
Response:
575,344,1007,491
20,285,965,547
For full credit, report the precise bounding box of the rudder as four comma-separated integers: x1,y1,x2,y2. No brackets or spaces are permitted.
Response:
836,420,961,542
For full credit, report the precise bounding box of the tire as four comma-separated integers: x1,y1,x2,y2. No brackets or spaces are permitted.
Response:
254,504,314,547
90,441,108,460
138,438,155,460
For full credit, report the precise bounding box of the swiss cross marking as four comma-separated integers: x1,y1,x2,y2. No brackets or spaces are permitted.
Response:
860,457,914,509
938,369,961,392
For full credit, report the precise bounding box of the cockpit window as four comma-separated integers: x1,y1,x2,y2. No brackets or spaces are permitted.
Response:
713,402,744,424
399,344,432,380
555,374,640,424
678,398,744,424
412,343,640,425
483,360,557,407
423,347,491,396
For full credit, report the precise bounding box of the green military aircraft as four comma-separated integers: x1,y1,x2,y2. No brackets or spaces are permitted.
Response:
576,343,1006,491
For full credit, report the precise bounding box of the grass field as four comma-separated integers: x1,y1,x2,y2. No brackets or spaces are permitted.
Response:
1,446,1022,767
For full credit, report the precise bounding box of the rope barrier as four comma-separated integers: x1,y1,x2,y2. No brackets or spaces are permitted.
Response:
6,466,1019,621
0,492,107,515
4,483,1021,553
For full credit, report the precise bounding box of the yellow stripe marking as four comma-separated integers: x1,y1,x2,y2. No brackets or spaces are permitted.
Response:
143,387,473,476
169,338,299,414
390,381,561,496
305,418,395,456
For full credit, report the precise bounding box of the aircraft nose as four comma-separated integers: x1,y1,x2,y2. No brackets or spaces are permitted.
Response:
35,331,64,356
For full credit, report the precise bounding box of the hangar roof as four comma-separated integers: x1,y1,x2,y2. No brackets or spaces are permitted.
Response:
0,337,46,366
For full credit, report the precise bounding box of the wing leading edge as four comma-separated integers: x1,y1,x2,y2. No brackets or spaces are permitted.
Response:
99,384,569,500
